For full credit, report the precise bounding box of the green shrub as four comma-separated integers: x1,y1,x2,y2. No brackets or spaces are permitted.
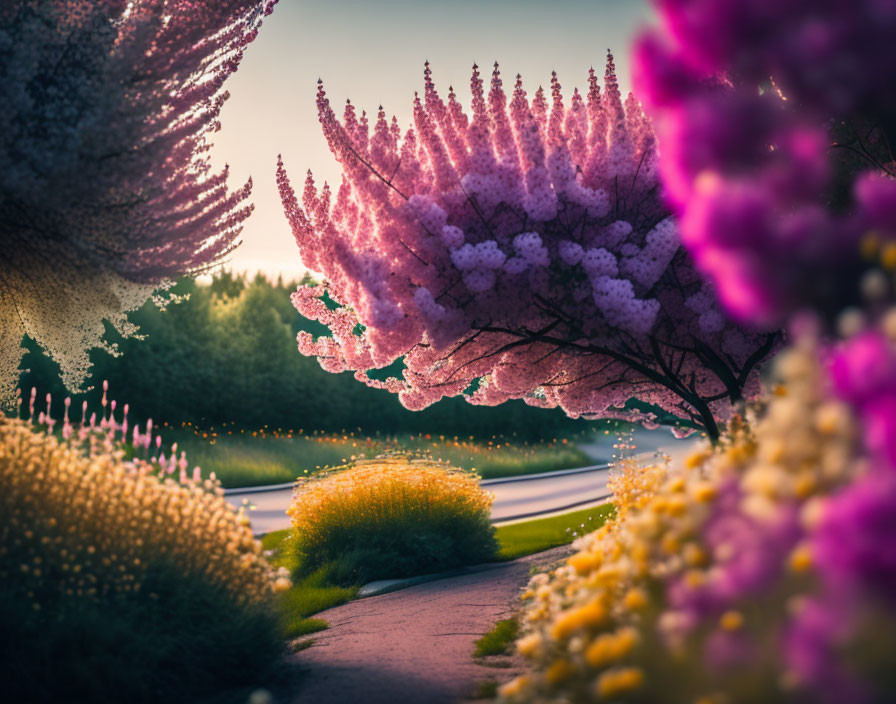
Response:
287,458,498,584
474,618,520,657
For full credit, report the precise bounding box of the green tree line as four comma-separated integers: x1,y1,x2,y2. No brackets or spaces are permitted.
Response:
17,272,587,440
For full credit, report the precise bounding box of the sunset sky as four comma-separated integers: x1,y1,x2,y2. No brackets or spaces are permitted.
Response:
210,0,654,280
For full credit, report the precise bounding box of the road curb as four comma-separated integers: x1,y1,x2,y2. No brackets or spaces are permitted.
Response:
357,562,508,598
356,545,579,598
224,481,295,496
225,463,612,496
480,463,610,485
490,493,613,524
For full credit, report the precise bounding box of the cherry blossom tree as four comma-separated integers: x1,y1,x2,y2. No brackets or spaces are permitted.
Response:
278,54,778,440
0,0,276,407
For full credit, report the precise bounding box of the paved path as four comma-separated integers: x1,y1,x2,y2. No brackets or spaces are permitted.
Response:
227,428,702,534
285,546,571,704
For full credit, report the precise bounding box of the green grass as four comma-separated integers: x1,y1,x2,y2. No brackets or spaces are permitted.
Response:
279,573,357,637
472,680,500,699
162,428,593,488
473,617,519,657
261,529,358,637
494,503,616,560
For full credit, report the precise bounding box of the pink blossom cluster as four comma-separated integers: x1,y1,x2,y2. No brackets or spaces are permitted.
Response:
279,55,776,436
20,382,209,487
1,0,276,279
782,328,896,702
635,0,896,325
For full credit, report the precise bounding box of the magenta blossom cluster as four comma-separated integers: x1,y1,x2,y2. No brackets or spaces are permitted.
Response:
784,471,896,704
279,55,776,438
829,330,896,468
635,0,896,326
667,478,801,634
635,4,896,699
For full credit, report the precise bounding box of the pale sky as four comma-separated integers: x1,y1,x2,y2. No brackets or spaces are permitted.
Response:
210,0,654,280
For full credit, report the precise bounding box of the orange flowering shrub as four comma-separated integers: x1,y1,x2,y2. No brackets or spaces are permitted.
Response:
287,457,497,583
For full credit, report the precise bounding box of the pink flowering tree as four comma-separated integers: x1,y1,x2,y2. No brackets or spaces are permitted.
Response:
0,0,276,407
278,54,778,441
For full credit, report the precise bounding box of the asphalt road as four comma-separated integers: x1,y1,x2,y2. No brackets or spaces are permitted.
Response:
225,427,701,535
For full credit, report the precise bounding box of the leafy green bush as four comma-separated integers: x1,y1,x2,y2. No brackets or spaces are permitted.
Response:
0,418,287,703
287,458,498,584
474,618,520,657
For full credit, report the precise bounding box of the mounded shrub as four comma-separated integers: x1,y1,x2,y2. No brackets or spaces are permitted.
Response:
287,457,498,584
0,417,289,704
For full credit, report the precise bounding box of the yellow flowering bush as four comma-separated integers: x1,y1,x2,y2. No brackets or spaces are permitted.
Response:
0,417,288,704
500,342,866,703
287,457,497,583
